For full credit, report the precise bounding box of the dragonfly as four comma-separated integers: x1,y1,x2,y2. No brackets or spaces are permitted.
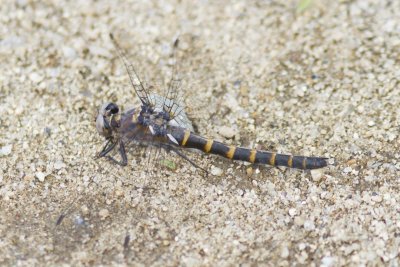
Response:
95,34,328,171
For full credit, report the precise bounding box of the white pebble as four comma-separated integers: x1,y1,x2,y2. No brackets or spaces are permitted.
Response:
99,209,109,220
74,215,85,225
89,45,112,58
218,126,236,139
321,256,335,267
29,72,43,83
54,160,65,170
35,172,46,182
371,194,382,203
83,176,90,183
343,167,352,173
364,175,376,182
281,246,289,258
210,166,223,176
81,205,89,215
182,256,202,267
0,144,12,156
304,220,315,231
294,216,305,226
62,46,77,59
289,208,297,217
311,169,323,182
298,243,306,250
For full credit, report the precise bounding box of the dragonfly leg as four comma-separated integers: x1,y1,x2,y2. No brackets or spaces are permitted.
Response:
118,140,128,166
97,138,127,166
163,144,208,175
98,138,116,157
103,140,127,166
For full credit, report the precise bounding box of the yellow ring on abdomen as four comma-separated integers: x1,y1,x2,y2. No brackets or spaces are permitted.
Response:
249,149,256,163
204,139,213,153
288,155,293,168
226,146,236,159
181,130,190,146
302,157,307,169
270,153,276,166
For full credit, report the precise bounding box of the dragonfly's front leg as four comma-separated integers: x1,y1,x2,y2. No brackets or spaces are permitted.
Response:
118,140,128,166
97,138,116,158
104,139,127,166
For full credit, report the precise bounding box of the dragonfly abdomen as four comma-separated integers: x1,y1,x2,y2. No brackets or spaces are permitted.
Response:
253,152,327,169
170,127,328,170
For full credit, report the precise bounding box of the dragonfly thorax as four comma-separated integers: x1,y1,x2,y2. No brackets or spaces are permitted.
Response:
138,104,171,137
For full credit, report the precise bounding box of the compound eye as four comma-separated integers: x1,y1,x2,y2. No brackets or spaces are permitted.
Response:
106,103,119,114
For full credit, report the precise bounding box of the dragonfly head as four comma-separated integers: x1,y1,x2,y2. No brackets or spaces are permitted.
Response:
96,102,120,138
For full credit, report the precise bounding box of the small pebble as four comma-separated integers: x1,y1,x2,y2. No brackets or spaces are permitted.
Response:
35,172,46,182
210,166,223,176
62,46,77,59
0,145,12,156
294,216,305,226
343,167,352,173
371,194,382,203
218,126,236,139
83,175,90,183
99,209,109,220
29,72,43,83
24,174,34,183
89,45,112,58
81,205,89,215
346,159,357,165
74,215,85,226
54,160,65,170
304,220,315,231
289,208,297,217
298,243,306,250
321,256,335,267
281,246,289,258
246,167,253,176
182,256,202,267
311,169,323,182
114,188,124,197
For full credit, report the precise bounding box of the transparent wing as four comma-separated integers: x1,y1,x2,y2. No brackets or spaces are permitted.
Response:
109,33,151,106
159,38,193,130
149,94,194,131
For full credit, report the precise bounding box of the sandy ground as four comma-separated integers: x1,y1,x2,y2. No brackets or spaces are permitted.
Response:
1,0,399,266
